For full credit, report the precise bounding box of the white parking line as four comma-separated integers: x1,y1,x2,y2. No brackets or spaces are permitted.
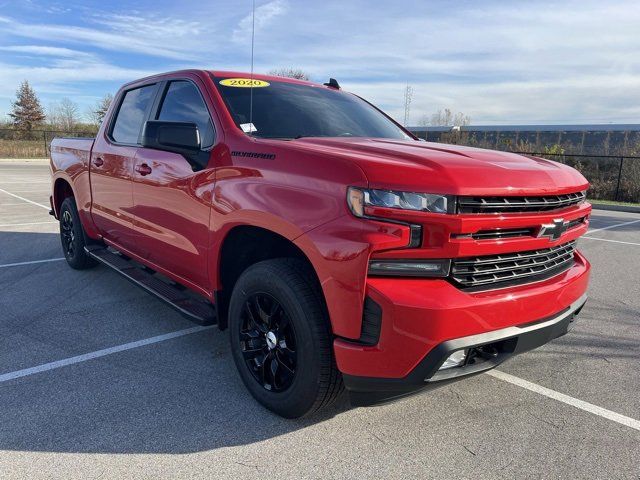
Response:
0,258,65,268
0,326,215,384
0,202,43,206
486,370,640,432
587,219,640,235
582,237,640,246
0,180,51,185
0,188,49,210
0,221,57,228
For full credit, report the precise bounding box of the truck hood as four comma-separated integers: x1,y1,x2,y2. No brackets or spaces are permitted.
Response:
281,137,589,196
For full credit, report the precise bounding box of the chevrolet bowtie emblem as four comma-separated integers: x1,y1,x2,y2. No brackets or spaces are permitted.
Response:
538,218,569,240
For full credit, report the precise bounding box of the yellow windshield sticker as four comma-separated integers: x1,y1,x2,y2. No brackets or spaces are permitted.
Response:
219,78,270,88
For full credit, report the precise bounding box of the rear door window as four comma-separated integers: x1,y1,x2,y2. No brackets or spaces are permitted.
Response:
111,85,156,144
157,81,215,148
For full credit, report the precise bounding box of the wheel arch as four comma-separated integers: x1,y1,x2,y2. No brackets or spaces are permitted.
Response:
52,177,75,217
214,223,328,331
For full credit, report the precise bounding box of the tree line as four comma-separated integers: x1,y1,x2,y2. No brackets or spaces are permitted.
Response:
2,80,112,133
3,73,470,134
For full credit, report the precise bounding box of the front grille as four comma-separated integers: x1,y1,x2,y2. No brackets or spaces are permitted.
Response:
457,191,586,214
451,241,576,290
469,227,535,240
565,216,586,230
453,216,587,241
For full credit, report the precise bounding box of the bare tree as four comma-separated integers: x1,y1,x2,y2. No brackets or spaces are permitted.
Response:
452,111,471,127
268,68,310,80
428,108,471,127
86,94,113,126
48,98,81,131
9,80,46,132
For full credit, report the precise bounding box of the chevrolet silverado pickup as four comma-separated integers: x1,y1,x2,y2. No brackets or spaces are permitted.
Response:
50,70,591,418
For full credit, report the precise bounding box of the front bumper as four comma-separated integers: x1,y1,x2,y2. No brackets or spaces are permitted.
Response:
343,292,587,406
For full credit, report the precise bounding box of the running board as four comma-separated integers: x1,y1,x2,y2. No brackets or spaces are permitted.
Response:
85,246,216,326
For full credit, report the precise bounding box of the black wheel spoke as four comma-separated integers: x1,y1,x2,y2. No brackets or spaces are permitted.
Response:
277,345,296,365
276,309,289,332
254,296,271,328
269,354,279,389
275,354,294,387
240,329,261,341
269,302,282,321
245,301,267,333
261,352,272,389
242,345,265,360
61,210,75,258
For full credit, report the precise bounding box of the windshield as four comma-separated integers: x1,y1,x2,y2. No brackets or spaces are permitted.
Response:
214,76,412,140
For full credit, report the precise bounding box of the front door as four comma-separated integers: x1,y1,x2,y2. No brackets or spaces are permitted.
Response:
131,80,216,291
90,83,157,252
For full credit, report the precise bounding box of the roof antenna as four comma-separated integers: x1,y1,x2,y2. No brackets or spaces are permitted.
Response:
248,0,256,136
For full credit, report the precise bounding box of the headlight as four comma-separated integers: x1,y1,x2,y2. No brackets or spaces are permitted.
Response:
347,187,452,216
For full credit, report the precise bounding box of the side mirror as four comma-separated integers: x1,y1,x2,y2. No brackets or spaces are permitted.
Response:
141,120,201,157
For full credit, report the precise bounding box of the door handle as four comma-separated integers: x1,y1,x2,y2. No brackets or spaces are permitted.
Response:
135,163,152,176
93,157,104,167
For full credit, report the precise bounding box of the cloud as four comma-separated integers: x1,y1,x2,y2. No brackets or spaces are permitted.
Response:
91,14,202,42
0,61,154,97
1,0,639,124
0,45,95,59
232,0,288,43
237,0,640,124
0,14,202,59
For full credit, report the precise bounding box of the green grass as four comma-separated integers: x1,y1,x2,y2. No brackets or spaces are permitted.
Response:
590,199,640,207
0,139,46,158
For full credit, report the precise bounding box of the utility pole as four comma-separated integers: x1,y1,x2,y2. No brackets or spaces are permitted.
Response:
403,84,413,127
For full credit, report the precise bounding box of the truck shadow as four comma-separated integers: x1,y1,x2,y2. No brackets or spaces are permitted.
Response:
0,231,353,455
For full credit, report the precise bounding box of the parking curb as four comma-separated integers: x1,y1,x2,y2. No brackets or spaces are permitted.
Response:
591,203,640,214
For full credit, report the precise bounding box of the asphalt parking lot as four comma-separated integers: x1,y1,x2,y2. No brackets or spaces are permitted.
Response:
0,160,638,479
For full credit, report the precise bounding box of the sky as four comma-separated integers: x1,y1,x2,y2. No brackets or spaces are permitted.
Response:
0,0,639,125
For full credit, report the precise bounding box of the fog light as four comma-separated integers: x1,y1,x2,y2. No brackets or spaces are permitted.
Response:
439,350,467,370
368,259,450,277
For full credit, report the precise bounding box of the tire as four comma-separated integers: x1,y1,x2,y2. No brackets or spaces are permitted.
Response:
59,197,98,270
228,258,343,418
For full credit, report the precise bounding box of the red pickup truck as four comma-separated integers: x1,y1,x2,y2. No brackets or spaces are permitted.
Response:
50,70,591,418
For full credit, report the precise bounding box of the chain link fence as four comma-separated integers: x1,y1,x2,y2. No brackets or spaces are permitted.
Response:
507,152,640,204
411,128,640,204
0,128,97,158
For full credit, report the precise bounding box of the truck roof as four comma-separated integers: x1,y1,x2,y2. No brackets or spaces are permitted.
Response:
120,69,324,90
209,70,317,86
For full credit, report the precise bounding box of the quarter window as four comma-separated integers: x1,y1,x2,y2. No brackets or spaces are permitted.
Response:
111,85,156,144
157,81,215,148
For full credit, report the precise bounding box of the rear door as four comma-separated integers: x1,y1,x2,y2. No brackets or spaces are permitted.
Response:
90,83,157,251
131,78,215,291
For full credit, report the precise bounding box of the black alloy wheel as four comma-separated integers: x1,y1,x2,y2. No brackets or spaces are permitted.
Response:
59,197,98,270
60,209,75,258
228,258,343,418
239,292,297,392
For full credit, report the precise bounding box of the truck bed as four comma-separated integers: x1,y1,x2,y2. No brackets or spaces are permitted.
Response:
50,137,95,174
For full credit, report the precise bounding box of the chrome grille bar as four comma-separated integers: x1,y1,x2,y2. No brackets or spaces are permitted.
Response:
451,241,577,289
458,191,586,214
